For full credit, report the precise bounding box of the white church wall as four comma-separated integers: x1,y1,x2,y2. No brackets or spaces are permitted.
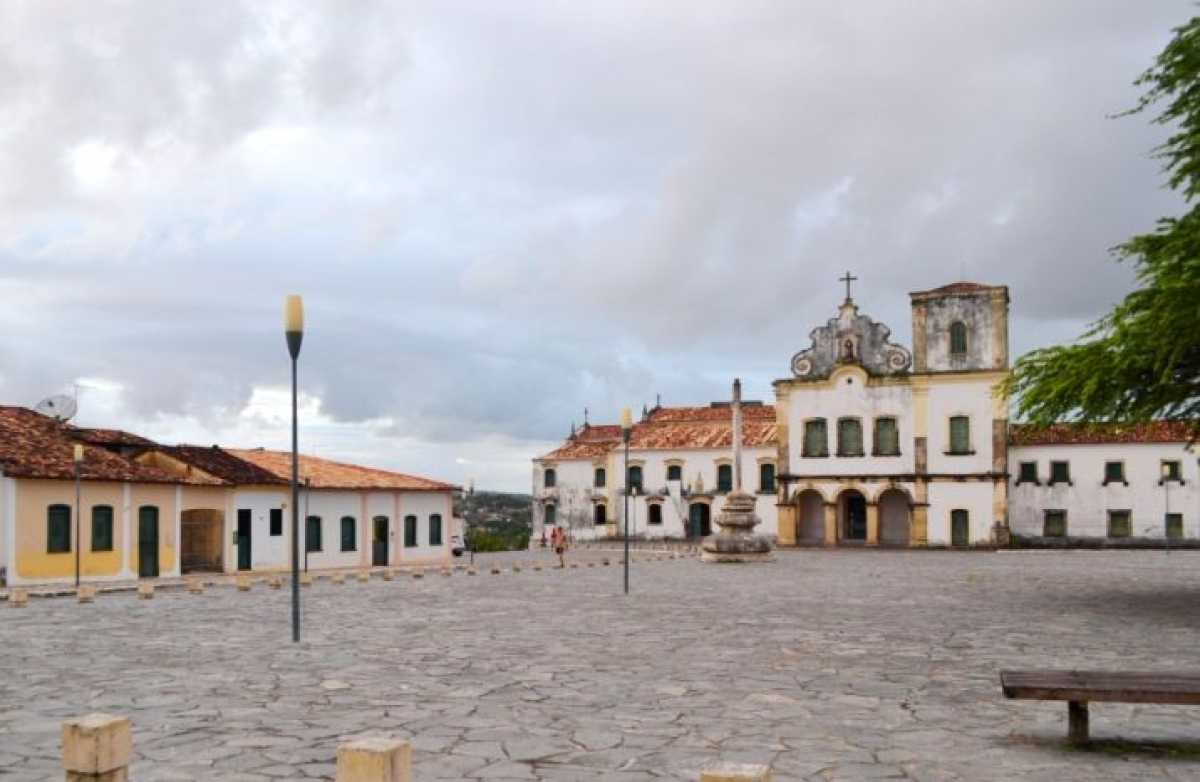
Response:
924,378,997,476
926,482,996,545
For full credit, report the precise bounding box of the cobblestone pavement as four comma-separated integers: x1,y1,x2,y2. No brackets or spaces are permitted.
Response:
2,548,1200,780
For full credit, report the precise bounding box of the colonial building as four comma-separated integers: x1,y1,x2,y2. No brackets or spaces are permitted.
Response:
0,406,457,586
532,280,1198,547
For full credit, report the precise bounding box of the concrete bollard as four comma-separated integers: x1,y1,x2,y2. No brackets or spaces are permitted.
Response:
603,559,610,566
336,736,411,782
137,582,155,600
9,587,28,607
236,575,252,591
569,563,579,569
77,584,96,603
490,566,501,575
331,572,346,584
533,564,542,572
411,570,424,580
380,569,395,581
466,567,477,576
62,713,132,782
300,572,314,587
512,564,522,573
187,578,204,594
268,575,283,589
442,566,452,577
700,762,772,782
357,571,371,582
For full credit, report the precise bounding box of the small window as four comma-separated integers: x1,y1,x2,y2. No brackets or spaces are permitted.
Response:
92,505,114,552
47,504,71,553
340,516,357,551
1161,460,1182,483
544,468,556,488
306,515,322,552
837,417,863,457
1108,510,1131,538
627,466,643,494
803,419,828,457
716,464,733,493
593,467,606,488
1166,513,1183,539
404,515,418,547
667,464,683,482
270,508,283,536
1049,461,1071,485
949,321,968,355
594,504,607,526
648,504,663,525
1016,462,1039,485
873,417,899,456
1103,461,1126,485
948,416,971,455
759,463,776,494
1044,510,1067,538
544,505,556,527
430,514,443,546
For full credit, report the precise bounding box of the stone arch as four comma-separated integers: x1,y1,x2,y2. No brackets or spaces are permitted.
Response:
796,489,825,544
877,488,911,546
837,488,868,542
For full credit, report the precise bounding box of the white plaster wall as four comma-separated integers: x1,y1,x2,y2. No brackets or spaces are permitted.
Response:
301,490,366,570
1009,442,1199,539
398,491,453,564
926,482,997,545
232,490,288,569
533,458,600,540
924,379,995,476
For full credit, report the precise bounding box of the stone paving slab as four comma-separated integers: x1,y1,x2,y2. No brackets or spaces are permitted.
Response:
1,549,1199,779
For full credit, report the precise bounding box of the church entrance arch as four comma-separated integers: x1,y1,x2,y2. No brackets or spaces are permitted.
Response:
878,489,911,546
796,490,825,544
687,503,711,538
839,490,867,542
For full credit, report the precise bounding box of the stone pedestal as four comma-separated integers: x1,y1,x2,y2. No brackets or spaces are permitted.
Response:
701,492,773,563
62,714,131,782
9,587,28,607
336,737,411,782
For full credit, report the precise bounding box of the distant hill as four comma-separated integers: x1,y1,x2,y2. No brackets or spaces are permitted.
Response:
457,491,531,551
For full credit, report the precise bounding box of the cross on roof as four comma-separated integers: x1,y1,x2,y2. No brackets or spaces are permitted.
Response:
840,271,858,301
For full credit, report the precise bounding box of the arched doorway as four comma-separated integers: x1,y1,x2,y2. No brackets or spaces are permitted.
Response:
878,489,911,546
594,503,607,528
839,490,867,542
687,503,711,538
797,490,825,544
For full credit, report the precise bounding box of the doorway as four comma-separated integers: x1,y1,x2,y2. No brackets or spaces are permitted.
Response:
138,506,160,578
372,516,389,566
687,503,711,538
841,491,867,542
236,508,252,570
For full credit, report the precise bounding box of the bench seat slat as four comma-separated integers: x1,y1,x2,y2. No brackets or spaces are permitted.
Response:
1001,669,1200,705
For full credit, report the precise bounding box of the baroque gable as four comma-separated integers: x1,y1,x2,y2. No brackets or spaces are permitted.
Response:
790,300,912,380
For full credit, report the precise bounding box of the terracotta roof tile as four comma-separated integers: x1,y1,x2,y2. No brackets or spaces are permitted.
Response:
70,427,157,447
1009,420,1196,446
166,445,287,485
0,406,215,484
539,404,778,459
228,449,454,491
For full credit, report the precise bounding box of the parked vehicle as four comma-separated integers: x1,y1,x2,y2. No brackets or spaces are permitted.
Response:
451,535,465,556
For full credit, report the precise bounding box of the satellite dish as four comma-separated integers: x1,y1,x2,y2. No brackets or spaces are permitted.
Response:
34,394,78,423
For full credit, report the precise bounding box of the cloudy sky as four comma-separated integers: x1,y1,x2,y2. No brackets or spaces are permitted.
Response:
0,1,1191,492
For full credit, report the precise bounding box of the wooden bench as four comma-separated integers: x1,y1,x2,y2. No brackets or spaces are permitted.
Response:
1000,669,1200,742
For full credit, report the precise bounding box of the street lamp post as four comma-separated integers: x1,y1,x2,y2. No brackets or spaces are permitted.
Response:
303,474,312,572
467,477,475,567
73,444,83,588
285,294,304,643
621,407,632,595
1163,462,1172,553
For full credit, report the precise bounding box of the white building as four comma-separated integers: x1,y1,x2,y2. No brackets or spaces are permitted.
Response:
533,279,1198,547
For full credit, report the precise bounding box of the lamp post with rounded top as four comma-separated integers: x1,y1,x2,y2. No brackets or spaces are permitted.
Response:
467,477,475,567
73,444,83,588
285,294,304,643
620,407,632,594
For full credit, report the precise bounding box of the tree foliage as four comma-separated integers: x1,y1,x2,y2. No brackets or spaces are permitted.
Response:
1005,14,1200,431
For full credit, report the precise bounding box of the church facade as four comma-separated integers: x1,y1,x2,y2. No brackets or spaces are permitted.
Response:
532,280,1198,547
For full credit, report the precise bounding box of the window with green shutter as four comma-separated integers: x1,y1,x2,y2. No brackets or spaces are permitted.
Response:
47,504,71,553
717,464,733,492
666,464,682,482
404,515,418,547
948,416,971,454
759,463,776,493
627,465,643,494
837,417,863,457
1049,461,1071,485
430,514,443,546
544,505,557,527
803,419,828,457
1044,510,1067,538
873,417,899,456
340,516,357,551
544,468,556,488
949,321,968,355
594,467,606,488
91,505,114,551
1161,460,1182,482
1016,461,1038,485
306,515,322,552
1103,461,1125,485
1108,510,1131,538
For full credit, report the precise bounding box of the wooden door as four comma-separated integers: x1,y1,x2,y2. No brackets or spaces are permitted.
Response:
138,507,160,578
236,509,252,570
372,516,389,566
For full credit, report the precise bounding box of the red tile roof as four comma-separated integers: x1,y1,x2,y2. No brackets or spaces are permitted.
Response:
538,404,779,459
228,449,454,491
165,445,287,485
0,407,217,484
1009,420,1196,446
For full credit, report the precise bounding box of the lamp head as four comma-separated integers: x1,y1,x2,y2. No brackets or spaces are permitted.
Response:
73,444,84,463
284,294,304,359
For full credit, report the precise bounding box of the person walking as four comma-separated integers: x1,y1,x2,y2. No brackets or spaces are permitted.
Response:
554,528,567,568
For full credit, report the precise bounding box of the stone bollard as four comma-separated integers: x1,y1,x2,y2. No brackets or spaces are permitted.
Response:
466,567,477,576
268,575,283,589
512,564,522,573
300,572,314,587
137,582,155,600
236,575,252,591
357,571,371,582
700,762,772,782
603,558,610,566
411,570,424,580
62,713,132,782
380,569,395,581
187,578,204,594
331,572,346,584
533,564,542,572
569,562,579,569
442,566,452,577
336,736,411,782
77,584,96,603
9,587,28,607
490,566,501,575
